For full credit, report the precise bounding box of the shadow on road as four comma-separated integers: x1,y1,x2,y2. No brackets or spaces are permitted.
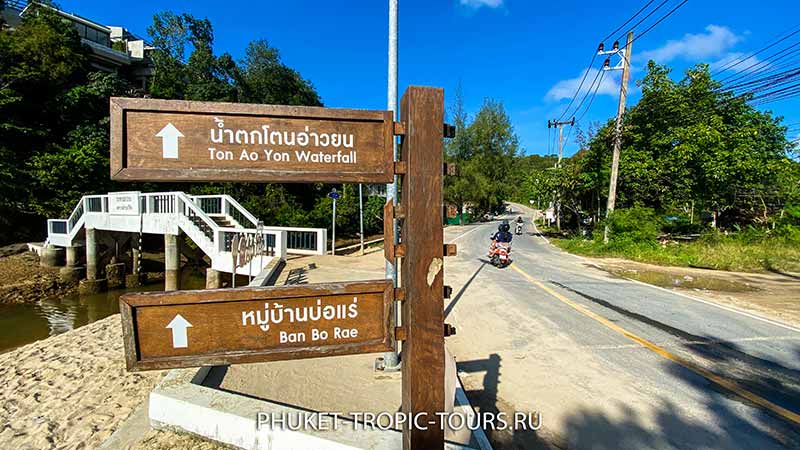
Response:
458,354,556,450
445,261,487,318
460,349,800,449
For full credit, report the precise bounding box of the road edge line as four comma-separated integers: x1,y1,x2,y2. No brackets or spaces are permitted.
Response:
527,214,800,334
509,264,800,428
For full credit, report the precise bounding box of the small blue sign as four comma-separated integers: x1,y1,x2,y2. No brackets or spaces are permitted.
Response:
329,190,340,200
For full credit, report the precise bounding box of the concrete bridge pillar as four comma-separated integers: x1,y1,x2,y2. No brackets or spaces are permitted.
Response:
205,268,223,289
39,245,65,267
79,228,106,294
164,233,181,291
85,228,98,280
59,246,85,284
65,245,82,267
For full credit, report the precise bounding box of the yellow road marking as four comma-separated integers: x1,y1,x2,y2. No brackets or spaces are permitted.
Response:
509,264,800,426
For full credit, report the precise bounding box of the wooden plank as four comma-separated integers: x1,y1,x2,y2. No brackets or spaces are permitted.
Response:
399,86,446,450
384,199,395,264
109,98,394,183
119,280,394,371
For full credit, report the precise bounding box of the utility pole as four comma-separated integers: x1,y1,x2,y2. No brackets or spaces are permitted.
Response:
602,31,633,243
381,0,401,371
547,118,574,231
547,118,574,168
329,188,340,255
359,183,365,255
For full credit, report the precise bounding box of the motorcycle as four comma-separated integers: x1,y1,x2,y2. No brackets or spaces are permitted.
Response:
515,222,523,235
488,239,512,268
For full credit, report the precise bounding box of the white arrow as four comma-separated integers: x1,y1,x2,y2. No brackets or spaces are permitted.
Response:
155,123,184,159
166,314,192,348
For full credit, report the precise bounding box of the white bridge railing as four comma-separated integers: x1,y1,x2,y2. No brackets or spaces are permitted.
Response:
46,191,327,274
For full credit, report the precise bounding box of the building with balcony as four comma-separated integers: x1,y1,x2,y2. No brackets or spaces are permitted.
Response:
2,0,154,88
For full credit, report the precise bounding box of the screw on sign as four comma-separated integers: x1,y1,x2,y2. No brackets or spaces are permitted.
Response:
111,87,453,450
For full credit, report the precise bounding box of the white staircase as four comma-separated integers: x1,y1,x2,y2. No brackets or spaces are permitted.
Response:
46,192,327,275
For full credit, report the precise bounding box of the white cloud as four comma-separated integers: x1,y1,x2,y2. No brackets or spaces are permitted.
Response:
460,0,503,8
545,69,620,102
639,25,741,63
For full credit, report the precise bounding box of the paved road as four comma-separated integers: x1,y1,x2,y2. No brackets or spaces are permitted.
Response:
443,205,800,450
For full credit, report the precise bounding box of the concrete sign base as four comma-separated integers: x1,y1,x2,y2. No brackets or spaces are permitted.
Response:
148,364,491,450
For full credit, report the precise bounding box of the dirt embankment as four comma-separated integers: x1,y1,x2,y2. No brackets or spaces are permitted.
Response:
589,257,800,328
0,250,76,304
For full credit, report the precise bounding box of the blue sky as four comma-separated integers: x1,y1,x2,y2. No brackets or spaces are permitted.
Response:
61,0,800,156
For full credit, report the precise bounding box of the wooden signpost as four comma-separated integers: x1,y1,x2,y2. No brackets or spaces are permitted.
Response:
399,87,446,449
112,87,451,450
120,280,393,371
110,98,395,183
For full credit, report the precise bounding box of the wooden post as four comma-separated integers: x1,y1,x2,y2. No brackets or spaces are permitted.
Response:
399,86,445,450
604,31,633,243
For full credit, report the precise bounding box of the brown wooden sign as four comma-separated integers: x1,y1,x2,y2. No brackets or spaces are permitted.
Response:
120,280,394,371
110,98,394,183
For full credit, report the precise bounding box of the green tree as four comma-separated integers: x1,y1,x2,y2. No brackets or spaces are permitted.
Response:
445,90,519,221
236,40,322,106
0,6,91,239
579,62,794,230
148,12,236,102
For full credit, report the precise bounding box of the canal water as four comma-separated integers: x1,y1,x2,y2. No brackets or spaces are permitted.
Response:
0,270,206,354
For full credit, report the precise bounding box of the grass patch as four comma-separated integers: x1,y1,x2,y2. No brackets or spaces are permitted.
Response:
553,235,800,273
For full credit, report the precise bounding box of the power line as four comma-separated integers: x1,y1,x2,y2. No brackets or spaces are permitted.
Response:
602,0,658,43
720,59,800,91
570,71,606,125
614,0,671,43
556,53,598,121
569,66,606,122
726,67,800,95
719,40,800,84
627,0,690,47
556,0,673,122
712,23,800,76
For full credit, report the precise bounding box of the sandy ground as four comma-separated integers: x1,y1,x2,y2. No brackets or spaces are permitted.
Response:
0,316,165,450
587,257,800,328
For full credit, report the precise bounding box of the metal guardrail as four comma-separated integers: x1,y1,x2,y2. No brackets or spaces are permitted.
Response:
67,201,84,231
196,197,222,215
220,229,276,255
48,220,68,235
86,197,103,212
287,230,317,252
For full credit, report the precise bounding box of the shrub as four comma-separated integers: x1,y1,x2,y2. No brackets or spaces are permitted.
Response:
662,215,707,235
603,206,663,245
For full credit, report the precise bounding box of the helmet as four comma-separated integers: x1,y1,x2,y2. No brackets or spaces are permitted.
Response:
499,220,510,232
